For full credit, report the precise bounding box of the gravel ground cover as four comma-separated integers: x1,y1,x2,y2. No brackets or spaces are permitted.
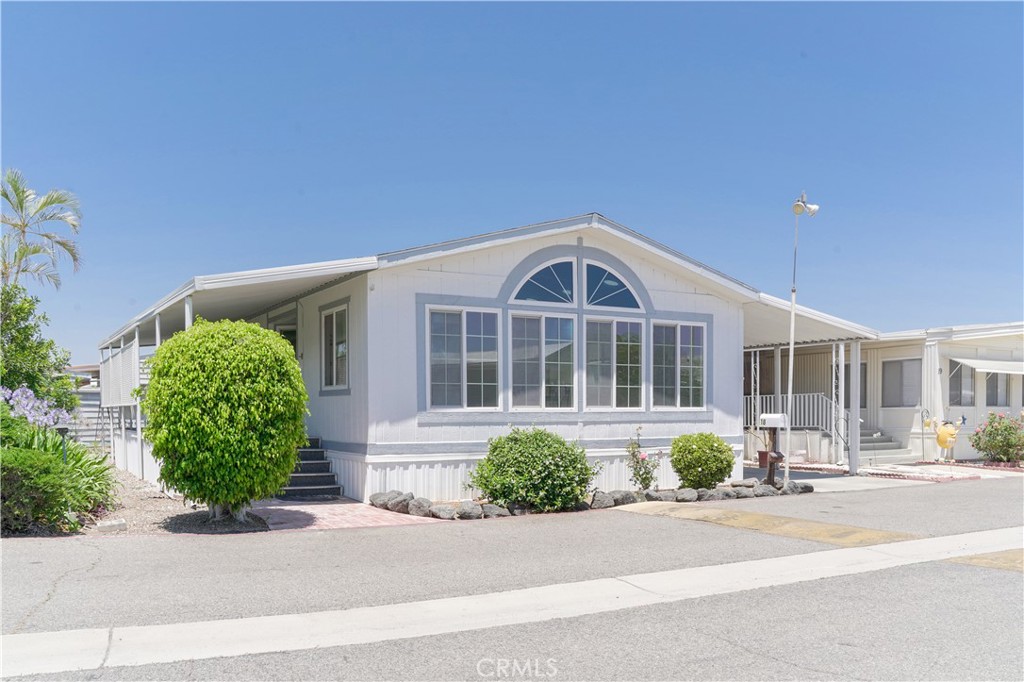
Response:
81,467,268,536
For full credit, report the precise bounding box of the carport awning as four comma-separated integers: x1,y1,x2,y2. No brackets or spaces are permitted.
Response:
950,358,1024,375
743,294,878,348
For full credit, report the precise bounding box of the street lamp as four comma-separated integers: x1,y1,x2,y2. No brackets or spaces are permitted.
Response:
785,193,819,484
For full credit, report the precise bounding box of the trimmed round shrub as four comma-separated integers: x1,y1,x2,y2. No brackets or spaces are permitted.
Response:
670,432,735,489
141,319,308,519
469,427,599,512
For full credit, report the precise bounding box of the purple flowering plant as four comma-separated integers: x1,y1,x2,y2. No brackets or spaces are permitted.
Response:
0,386,73,428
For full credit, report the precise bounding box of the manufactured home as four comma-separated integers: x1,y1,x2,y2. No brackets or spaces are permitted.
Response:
97,214,1021,501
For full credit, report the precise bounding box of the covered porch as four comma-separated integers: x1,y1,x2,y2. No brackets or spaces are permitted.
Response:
742,294,878,471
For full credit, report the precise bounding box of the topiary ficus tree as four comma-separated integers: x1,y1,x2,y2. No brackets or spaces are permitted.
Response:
141,319,308,522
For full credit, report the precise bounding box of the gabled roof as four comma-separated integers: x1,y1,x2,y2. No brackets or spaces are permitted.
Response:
97,213,877,350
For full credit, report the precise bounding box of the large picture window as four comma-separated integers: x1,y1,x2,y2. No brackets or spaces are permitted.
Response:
511,314,575,409
881,359,921,407
429,310,499,409
652,323,705,408
322,305,348,389
585,320,642,408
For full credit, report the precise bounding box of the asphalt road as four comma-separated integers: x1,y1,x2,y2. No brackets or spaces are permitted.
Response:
3,475,1022,681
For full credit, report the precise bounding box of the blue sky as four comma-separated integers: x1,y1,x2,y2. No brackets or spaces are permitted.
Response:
2,2,1021,364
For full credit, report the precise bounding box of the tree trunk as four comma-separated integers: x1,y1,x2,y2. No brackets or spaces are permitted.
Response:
230,504,249,523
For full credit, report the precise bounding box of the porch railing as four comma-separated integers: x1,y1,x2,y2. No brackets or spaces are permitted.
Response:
743,393,849,438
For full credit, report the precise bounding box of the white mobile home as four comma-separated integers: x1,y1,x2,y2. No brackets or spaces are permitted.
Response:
99,214,890,501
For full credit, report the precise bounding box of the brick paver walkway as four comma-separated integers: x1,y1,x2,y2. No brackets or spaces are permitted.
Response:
250,498,442,531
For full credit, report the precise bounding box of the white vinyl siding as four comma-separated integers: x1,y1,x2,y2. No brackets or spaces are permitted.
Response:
881,359,921,408
322,305,348,389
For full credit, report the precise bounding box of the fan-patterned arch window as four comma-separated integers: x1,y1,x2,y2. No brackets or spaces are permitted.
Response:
514,261,574,304
586,264,640,309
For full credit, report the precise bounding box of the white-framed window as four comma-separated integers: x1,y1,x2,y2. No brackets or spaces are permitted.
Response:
322,305,348,389
986,372,1009,407
585,318,642,408
513,260,575,306
428,309,499,409
652,323,705,408
584,262,641,310
510,313,575,409
881,358,921,408
949,361,975,407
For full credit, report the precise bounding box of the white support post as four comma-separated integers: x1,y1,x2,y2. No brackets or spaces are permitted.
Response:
831,343,837,464
849,340,862,475
155,313,162,347
134,326,144,480
838,342,846,464
185,295,193,330
773,346,782,413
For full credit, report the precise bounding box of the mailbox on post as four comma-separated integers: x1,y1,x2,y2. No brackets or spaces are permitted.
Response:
757,413,788,485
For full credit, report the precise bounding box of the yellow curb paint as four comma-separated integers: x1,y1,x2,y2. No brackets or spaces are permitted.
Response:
949,549,1024,573
616,501,917,547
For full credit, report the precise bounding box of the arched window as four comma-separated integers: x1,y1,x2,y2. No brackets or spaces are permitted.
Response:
585,264,640,309
514,261,574,304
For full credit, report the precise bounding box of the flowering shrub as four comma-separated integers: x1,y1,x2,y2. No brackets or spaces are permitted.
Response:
469,427,600,512
670,432,735,489
626,427,661,490
0,386,72,428
968,412,1024,463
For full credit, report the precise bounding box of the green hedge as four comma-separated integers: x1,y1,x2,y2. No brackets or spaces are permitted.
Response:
2,447,76,533
469,427,599,512
670,432,735,490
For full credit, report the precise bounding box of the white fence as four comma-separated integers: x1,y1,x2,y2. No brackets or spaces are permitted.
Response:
744,392,849,437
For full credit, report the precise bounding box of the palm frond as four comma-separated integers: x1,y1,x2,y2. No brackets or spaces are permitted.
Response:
32,191,81,232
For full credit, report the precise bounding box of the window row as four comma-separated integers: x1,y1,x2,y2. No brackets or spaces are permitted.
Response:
879,358,1012,408
514,261,641,310
428,309,706,410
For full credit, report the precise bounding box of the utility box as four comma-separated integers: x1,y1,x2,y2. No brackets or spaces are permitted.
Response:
758,413,789,429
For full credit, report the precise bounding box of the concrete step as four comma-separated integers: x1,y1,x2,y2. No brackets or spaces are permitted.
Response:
288,472,338,488
306,437,322,449
297,448,327,462
860,436,897,444
294,460,330,474
860,441,906,451
859,449,916,466
278,485,342,499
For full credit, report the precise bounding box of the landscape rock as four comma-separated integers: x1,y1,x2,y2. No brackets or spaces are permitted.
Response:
429,504,457,520
482,503,511,518
590,491,614,509
696,488,711,501
574,501,591,512
701,489,727,501
796,481,815,494
733,487,755,499
408,497,433,517
369,490,401,509
753,484,779,497
716,487,737,499
658,490,679,502
97,519,127,533
780,481,802,496
507,502,532,516
386,492,414,513
642,489,662,501
675,488,698,503
731,478,759,488
456,501,484,520
610,490,639,506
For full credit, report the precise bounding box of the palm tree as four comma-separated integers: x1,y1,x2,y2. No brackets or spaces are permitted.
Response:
1,169,82,289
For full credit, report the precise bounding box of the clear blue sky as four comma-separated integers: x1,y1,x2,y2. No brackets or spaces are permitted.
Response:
3,2,1021,365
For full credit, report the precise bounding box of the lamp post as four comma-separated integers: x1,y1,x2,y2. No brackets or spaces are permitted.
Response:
785,192,819,484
